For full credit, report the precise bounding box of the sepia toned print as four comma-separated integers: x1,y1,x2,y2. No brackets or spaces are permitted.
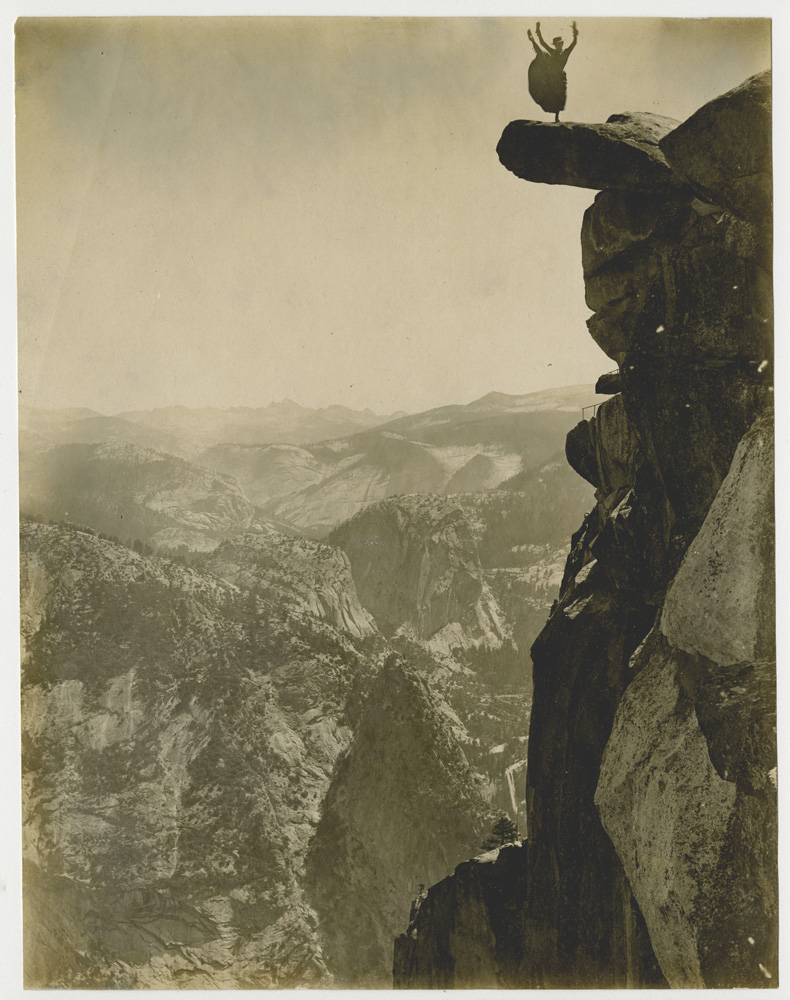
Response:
17,17,774,989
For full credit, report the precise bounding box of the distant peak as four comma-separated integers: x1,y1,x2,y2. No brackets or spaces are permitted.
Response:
472,391,513,405
266,397,308,414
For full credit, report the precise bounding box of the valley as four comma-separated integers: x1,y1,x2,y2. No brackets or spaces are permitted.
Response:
19,386,593,987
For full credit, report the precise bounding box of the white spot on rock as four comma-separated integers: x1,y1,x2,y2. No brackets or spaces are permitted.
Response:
563,595,592,620
574,560,597,587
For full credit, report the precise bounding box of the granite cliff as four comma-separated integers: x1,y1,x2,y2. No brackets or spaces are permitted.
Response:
394,69,775,989
329,494,507,651
204,532,376,639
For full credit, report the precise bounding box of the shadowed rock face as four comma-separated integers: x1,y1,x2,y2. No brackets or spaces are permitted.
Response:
583,193,772,365
522,580,665,988
395,69,774,989
497,113,682,192
394,844,528,989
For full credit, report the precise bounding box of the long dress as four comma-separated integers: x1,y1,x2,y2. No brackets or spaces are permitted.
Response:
528,50,570,116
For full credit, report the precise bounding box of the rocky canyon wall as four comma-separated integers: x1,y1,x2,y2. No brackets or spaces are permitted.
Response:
394,70,775,989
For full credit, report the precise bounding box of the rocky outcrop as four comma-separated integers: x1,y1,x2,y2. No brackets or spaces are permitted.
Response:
497,113,682,192
394,844,527,988
305,654,492,987
596,411,776,988
659,70,772,224
330,494,506,650
519,72,774,990
395,69,774,988
581,189,772,366
206,531,376,638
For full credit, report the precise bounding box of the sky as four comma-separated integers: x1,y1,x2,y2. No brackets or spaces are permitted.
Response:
15,16,771,416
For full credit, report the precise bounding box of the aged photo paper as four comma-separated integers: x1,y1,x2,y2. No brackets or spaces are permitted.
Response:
10,5,779,994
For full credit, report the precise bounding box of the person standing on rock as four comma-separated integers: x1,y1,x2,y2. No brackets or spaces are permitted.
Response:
527,21,579,122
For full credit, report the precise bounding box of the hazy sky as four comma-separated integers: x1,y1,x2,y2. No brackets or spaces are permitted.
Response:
16,16,770,415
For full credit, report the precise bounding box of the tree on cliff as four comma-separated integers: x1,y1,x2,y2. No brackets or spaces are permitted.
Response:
480,815,519,851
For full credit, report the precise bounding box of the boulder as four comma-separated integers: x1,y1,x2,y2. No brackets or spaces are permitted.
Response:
591,393,644,497
595,371,621,395
661,410,774,665
582,189,668,275
583,194,772,364
497,113,682,192
596,627,777,988
565,419,599,488
597,410,776,988
660,70,772,223
565,396,644,500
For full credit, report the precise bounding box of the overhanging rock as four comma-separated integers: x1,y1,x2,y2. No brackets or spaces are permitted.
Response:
497,112,682,192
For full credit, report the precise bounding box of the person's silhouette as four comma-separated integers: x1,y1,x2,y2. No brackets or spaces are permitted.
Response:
527,21,579,122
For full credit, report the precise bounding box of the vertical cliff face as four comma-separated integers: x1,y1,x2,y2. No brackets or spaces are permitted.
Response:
305,653,492,987
394,70,774,988
204,532,377,639
329,494,506,649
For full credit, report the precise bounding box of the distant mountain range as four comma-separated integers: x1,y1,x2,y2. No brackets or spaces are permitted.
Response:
20,399,407,458
201,385,595,534
20,386,595,538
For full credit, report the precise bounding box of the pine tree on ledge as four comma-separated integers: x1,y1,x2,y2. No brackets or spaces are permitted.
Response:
480,815,519,851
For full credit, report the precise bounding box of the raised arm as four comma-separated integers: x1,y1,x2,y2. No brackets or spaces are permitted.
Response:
564,22,579,57
527,29,541,55
534,23,554,54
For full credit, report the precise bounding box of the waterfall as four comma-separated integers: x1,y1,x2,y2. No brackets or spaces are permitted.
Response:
504,760,521,820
